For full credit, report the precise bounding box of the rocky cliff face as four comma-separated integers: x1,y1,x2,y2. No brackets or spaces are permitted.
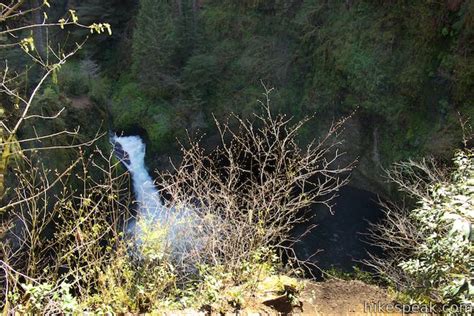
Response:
334,112,462,198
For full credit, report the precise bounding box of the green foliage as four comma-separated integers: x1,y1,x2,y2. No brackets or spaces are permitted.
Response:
131,0,193,98
177,246,299,312
57,62,90,96
29,86,69,136
182,54,220,98
398,149,473,304
83,218,300,313
89,76,112,105
55,59,111,107
87,246,178,313
10,282,79,314
110,80,175,152
111,81,149,130
61,0,136,65
4,203,303,314
115,0,474,167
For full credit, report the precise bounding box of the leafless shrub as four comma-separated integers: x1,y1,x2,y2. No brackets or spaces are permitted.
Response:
0,147,134,312
0,86,355,312
157,87,354,276
1,3,356,309
0,0,111,200
364,199,424,290
364,156,466,299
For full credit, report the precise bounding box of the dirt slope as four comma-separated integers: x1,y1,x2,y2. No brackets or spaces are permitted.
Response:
297,279,396,315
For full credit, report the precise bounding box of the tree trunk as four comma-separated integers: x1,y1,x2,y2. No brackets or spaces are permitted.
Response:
191,0,198,34
30,0,47,59
175,0,182,17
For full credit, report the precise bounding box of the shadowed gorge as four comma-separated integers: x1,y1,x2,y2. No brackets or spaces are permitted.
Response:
294,186,384,275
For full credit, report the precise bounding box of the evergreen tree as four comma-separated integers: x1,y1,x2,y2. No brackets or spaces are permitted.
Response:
132,0,180,98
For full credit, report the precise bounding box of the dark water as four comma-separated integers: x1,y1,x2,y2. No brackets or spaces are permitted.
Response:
293,186,384,276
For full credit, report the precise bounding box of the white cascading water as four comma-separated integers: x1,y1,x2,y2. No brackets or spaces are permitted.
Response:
112,134,201,258
112,135,165,221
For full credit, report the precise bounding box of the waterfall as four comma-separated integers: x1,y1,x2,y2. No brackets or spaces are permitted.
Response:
112,134,201,259
112,135,165,221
